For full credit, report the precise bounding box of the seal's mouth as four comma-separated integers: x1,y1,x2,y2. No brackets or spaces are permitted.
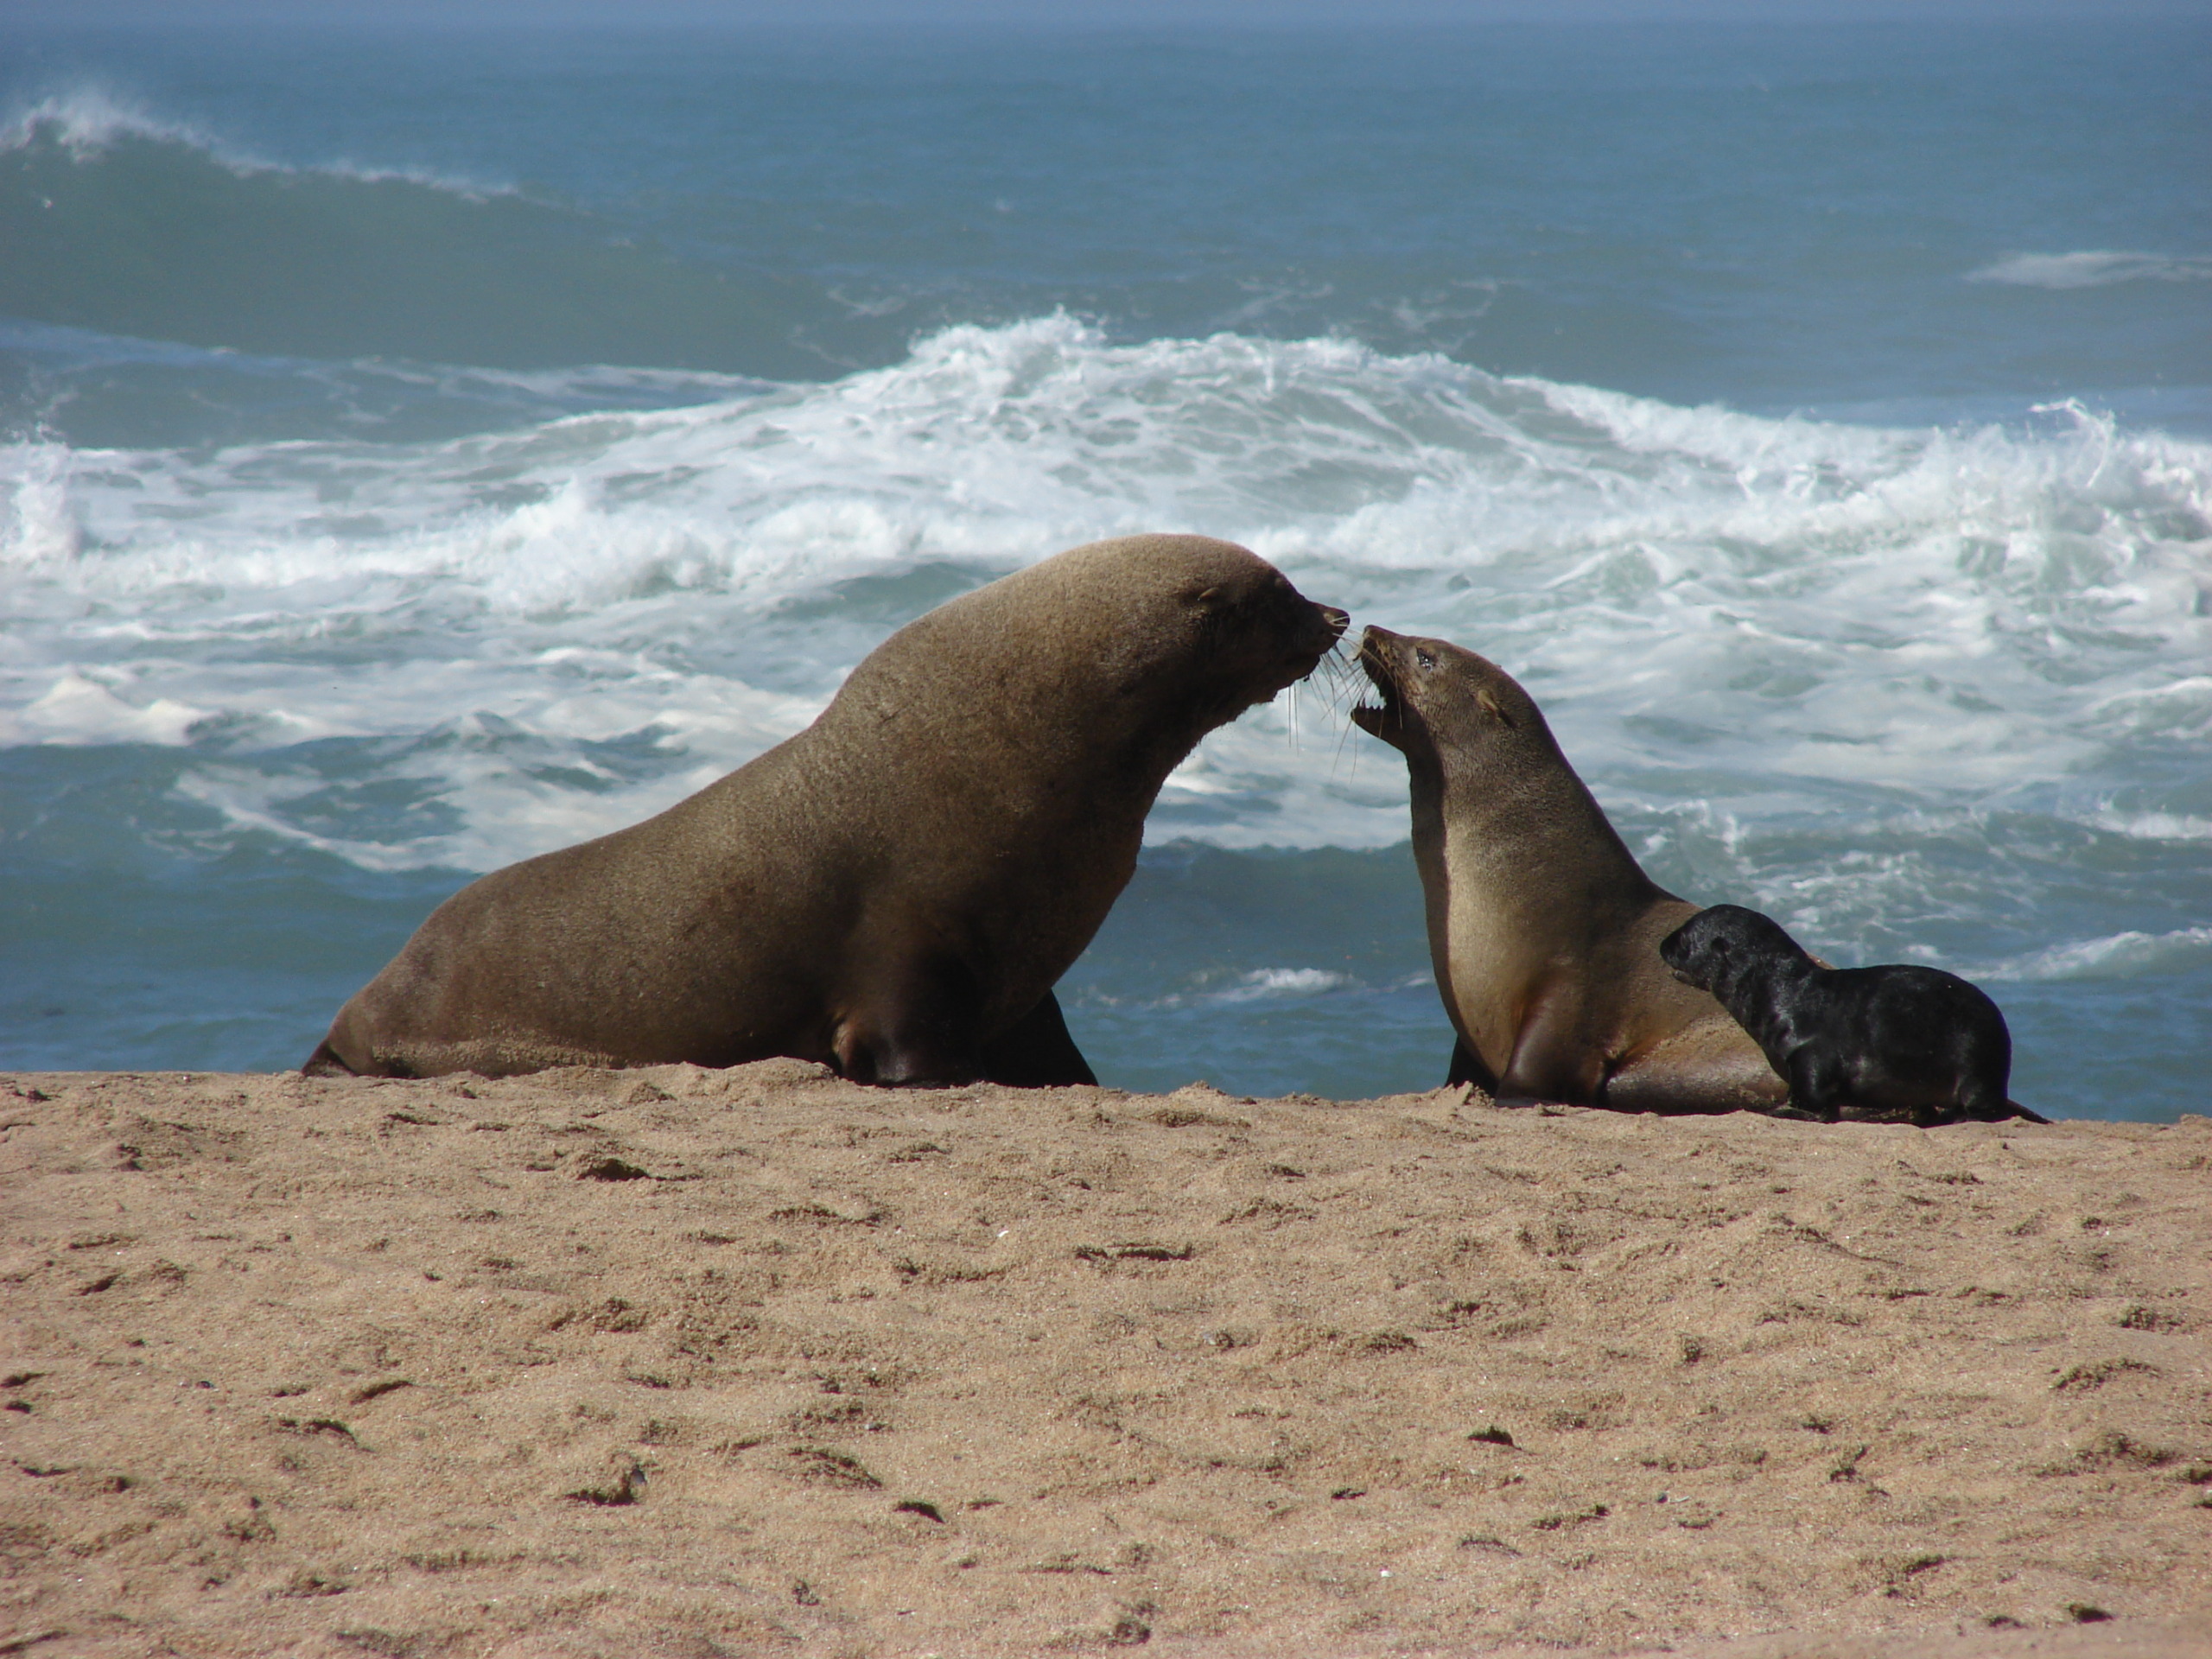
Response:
1264,601,1349,701
1349,626,1402,737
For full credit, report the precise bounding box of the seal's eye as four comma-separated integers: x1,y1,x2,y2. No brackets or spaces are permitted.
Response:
1415,648,1436,671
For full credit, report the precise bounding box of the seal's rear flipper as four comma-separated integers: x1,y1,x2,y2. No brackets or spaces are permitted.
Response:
2001,1098,2050,1125
301,1039,357,1077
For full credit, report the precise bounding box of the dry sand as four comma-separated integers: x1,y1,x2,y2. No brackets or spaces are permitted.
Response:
3,1063,2207,1657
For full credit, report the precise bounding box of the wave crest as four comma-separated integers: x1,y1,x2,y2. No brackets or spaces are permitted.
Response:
3,317,2209,898
1966,251,2212,290
0,87,849,378
1985,927,2212,983
0,84,505,195
0,87,218,161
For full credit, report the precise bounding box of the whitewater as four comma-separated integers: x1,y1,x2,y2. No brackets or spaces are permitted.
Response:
2,18,2207,1113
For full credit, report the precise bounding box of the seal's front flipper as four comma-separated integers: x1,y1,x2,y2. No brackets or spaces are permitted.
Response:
1496,989,1606,1108
835,957,992,1087
834,1021,977,1088
982,990,1097,1088
301,1038,358,1077
1783,1047,1847,1122
1445,1035,1497,1093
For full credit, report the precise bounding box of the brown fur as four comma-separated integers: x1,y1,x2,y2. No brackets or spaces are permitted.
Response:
307,536,1346,1084
1351,626,1787,1113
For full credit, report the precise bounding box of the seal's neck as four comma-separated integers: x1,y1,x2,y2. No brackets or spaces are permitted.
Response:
1412,740,1664,917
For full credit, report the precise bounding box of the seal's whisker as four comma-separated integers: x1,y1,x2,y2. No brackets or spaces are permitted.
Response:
1318,641,1368,781
1332,706,1362,779
1300,652,1360,745
1312,649,1361,721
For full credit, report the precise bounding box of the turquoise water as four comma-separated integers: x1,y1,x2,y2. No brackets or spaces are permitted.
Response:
3,19,2207,1116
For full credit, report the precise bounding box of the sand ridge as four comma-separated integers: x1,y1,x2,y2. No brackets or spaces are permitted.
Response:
2,1064,2207,1656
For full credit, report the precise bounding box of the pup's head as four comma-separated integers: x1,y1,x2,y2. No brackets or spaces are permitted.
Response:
1658,904,1806,995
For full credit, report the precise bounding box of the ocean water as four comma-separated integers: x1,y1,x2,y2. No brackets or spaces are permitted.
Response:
3,19,2207,1117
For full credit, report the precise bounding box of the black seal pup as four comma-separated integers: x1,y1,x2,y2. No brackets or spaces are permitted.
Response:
305,535,1347,1085
1658,904,2044,1124
1351,625,1789,1113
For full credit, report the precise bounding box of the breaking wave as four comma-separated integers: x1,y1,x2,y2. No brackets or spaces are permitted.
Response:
0,89,865,378
1,314,2204,988
1966,251,2212,291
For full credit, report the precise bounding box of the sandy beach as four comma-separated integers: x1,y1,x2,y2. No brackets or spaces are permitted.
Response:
3,1064,2206,1657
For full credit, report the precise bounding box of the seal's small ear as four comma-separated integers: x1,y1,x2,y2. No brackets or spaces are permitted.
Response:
1477,687,1516,728
1185,583,1229,634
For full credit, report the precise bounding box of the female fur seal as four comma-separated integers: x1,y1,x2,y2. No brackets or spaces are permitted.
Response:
1350,625,1789,1114
1658,904,2044,1124
305,535,1347,1084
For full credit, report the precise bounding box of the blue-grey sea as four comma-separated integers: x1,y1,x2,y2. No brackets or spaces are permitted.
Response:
2,18,2207,1117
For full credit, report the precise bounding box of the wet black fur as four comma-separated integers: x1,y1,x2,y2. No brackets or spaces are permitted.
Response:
1658,905,2044,1126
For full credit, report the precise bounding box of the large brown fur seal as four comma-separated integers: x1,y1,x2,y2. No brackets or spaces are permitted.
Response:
1350,626,1789,1114
306,535,1347,1085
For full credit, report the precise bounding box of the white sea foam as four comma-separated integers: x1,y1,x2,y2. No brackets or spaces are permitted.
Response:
0,442,79,567
0,86,513,197
0,88,219,162
1983,927,2212,982
1967,251,2212,290
0,670,210,747
1209,968,1355,1002
3,318,2208,890
2082,809,2212,843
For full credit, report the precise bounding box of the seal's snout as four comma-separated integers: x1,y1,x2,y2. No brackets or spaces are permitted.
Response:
1350,624,1405,739
1278,595,1350,688
1293,600,1350,668
1656,915,1711,986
